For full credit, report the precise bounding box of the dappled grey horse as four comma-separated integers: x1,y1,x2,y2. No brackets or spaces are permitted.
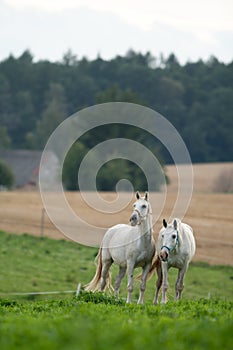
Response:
85,191,155,304
151,218,196,304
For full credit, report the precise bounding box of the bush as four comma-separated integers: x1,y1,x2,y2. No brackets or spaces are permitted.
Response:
213,168,233,193
0,160,14,189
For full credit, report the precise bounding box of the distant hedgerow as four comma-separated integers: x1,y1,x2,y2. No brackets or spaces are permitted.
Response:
0,159,14,189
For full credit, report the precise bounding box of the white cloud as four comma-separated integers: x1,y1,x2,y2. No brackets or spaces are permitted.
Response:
5,0,233,31
1,0,233,63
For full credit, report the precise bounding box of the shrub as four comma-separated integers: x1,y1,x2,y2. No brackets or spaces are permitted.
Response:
0,160,14,189
213,168,233,193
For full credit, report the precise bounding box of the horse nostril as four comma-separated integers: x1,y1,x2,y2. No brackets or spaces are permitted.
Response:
160,250,168,261
130,215,136,221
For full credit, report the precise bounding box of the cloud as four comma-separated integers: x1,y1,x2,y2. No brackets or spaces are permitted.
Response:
5,0,233,32
0,0,232,63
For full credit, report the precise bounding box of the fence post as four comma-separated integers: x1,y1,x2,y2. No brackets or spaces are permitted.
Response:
40,207,46,238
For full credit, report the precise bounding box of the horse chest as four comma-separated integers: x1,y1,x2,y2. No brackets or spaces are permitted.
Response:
168,253,186,269
135,251,148,264
135,245,154,266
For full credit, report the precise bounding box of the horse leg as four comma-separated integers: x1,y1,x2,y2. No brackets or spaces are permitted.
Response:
100,259,113,291
126,261,135,304
114,266,126,298
175,264,188,300
153,264,162,305
161,262,169,304
137,263,151,305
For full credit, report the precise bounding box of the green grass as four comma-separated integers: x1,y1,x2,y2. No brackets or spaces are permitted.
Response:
0,231,232,350
0,231,98,298
0,230,232,301
0,296,232,350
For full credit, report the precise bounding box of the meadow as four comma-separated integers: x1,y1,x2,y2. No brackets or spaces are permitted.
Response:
1,162,233,266
0,231,232,350
0,163,233,349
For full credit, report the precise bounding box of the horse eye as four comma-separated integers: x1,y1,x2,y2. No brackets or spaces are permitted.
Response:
142,204,147,209
172,234,176,239
162,234,164,238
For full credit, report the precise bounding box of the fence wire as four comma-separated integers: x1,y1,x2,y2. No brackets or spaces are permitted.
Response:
0,283,82,298
0,210,232,267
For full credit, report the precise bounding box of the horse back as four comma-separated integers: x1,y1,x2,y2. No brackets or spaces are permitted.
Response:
181,223,196,258
101,224,136,264
101,224,154,266
102,224,136,246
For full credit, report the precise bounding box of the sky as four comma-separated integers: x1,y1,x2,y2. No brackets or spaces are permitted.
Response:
0,0,232,64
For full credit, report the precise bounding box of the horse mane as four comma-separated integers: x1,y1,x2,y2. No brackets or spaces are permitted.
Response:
175,218,194,244
174,218,183,245
148,202,154,235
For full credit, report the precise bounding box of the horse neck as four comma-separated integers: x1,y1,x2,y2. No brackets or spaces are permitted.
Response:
139,212,153,241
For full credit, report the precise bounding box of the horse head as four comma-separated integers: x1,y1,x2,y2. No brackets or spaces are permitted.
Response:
159,218,181,261
130,191,150,226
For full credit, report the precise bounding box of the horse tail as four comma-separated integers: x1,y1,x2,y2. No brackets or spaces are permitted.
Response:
84,248,114,292
105,270,113,292
147,255,161,280
136,254,161,281
84,248,103,292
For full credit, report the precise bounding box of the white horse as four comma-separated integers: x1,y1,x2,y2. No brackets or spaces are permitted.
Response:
85,191,155,304
151,218,196,304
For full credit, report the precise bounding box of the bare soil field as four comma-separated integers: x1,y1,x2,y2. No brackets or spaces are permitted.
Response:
165,162,233,193
0,163,233,266
0,190,232,266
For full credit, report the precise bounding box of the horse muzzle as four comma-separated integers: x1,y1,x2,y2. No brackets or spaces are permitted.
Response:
130,214,138,226
160,249,169,262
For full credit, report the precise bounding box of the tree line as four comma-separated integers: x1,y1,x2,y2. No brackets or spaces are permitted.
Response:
0,50,232,190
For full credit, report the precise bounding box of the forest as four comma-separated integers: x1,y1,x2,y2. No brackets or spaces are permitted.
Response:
0,50,232,189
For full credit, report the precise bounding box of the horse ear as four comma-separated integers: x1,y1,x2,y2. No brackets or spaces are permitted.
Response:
173,219,178,230
163,219,167,228
136,191,140,200
144,191,149,201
